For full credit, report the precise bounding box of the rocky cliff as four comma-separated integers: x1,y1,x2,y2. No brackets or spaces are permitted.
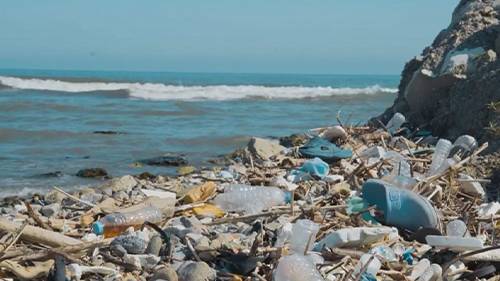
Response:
372,0,500,152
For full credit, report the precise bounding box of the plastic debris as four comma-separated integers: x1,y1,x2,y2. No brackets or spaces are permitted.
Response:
213,184,291,214
299,157,329,179
0,117,496,281
362,179,439,231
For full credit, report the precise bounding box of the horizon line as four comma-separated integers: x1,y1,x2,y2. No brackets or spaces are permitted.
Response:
0,67,401,77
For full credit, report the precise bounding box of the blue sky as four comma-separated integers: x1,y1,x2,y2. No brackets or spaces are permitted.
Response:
0,0,457,74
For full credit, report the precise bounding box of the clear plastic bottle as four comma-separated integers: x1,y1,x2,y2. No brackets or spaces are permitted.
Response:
382,152,417,189
289,219,320,254
427,139,452,176
214,184,292,214
434,155,459,176
446,220,469,237
385,113,406,134
274,254,324,281
274,220,324,281
450,135,477,158
92,206,162,238
353,254,381,276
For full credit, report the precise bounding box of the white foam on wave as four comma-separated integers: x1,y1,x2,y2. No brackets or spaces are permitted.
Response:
0,75,397,101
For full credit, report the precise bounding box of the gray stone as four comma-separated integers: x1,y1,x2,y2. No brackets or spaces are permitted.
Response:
248,137,285,160
150,266,178,281
177,262,216,281
44,190,66,204
79,189,103,204
146,235,163,256
101,187,113,197
111,233,148,254
40,203,61,217
100,175,137,193
113,190,129,201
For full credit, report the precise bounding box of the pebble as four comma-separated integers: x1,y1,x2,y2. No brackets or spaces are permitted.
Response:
100,175,138,193
40,203,61,217
146,235,163,256
150,266,178,281
177,261,216,281
44,190,66,204
113,190,129,201
111,232,148,254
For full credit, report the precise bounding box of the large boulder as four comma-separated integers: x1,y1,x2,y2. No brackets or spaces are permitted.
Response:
372,0,500,153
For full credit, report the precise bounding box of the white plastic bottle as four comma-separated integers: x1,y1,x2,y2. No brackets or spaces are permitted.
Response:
92,206,162,238
214,184,292,214
385,113,406,134
274,220,324,281
427,139,452,176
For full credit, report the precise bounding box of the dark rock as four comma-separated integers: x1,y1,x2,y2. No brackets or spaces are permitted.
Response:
40,203,61,217
139,155,188,167
136,172,156,180
93,130,126,135
76,168,109,178
37,171,64,178
279,133,308,147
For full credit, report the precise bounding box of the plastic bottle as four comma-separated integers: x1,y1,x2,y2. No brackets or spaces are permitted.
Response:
274,220,324,281
450,135,477,158
427,139,452,176
385,113,406,134
369,245,397,262
353,254,381,276
434,155,459,176
446,220,469,237
289,219,320,254
214,184,292,214
274,254,325,281
92,206,162,238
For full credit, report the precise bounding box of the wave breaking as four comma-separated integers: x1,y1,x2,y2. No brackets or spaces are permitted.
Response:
0,75,397,101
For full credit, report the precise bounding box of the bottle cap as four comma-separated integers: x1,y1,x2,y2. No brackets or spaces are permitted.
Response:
92,221,104,235
284,191,293,204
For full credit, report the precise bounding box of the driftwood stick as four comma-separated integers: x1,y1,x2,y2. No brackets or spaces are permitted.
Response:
185,237,201,262
1,220,28,254
24,202,52,230
18,239,112,262
53,186,97,209
0,217,81,248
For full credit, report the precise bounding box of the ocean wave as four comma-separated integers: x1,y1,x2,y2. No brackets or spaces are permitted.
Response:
0,75,397,101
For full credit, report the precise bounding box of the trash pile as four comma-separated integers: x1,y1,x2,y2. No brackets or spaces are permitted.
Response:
0,113,499,281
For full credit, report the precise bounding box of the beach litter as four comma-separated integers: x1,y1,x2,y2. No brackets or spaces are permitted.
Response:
0,113,499,281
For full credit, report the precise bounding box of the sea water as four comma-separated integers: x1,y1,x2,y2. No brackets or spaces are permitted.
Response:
0,69,398,195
